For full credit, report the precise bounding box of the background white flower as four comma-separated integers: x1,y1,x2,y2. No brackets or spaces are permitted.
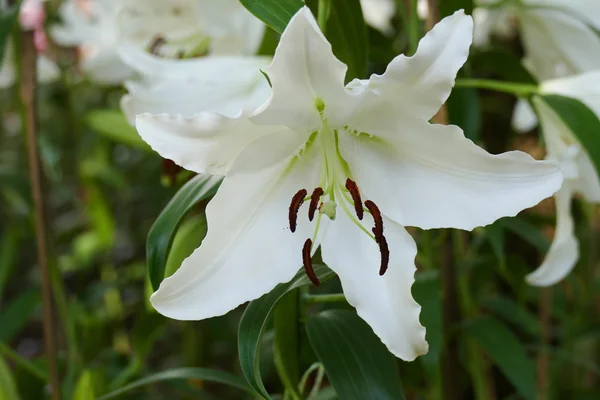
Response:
526,71,600,286
50,0,265,85
473,0,600,132
118,0,269,122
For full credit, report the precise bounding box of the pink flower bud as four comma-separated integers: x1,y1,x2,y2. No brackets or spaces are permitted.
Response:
19,0,46,32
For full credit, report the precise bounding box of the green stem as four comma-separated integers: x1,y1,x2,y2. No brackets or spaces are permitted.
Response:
455,78,539,97
407,0,420,55
303,293,347,304
0,342,48,381
318,0,331,33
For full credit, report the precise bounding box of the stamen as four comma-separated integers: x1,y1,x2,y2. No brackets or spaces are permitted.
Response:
302,238,320,286
376,235,390,276
148,35,166,56
364,200,383,238
345,178,364,220
289,189,307,233
308,187,324,221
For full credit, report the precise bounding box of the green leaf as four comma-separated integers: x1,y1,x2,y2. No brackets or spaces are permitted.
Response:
96,368,252,399
471,49,536,84
85,110,151,151
498,216,550,253
238,264,335,399
0,356,21,400
164,213,208,278
0,2,20,62
463,316,537,400
0,290,39,342
439,0,474,18
540,94,600,177
481,296,540,337
239,0,304,33
0,227,21,301
413,271,442,374
146,174,221,290
73,370,96,400
447,87,481,141
306,310,406,400
326,0,367,82
273,290,301,398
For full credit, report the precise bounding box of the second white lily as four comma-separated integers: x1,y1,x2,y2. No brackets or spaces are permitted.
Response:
137,7,563,360
526,72,600,286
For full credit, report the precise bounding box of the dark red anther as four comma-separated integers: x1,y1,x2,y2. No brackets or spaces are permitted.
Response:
376,235,390,276
308,187,324,221
364,200,383,238
149,35,166,56
302,238,320,286
345,178,364,220
289,189,308,233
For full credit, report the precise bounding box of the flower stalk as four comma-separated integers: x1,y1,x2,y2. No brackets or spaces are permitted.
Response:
455,78,538,98
16,18,61,400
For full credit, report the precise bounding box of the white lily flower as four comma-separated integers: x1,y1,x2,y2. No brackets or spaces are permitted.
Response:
473,0,600,132
137,7,562,360
51,0,265,85
525,71,600,286
51,0,131,84
474,0,600,80
118,0,268,122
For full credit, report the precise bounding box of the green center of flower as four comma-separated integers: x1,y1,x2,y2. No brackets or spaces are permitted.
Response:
287,98,390,286
147,33,211,59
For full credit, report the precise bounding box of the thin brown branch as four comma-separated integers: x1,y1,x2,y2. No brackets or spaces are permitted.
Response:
19,27,61,400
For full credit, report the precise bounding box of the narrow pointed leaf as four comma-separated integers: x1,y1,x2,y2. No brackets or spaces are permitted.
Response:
239,0,304,33
146,174,221,290
327,0,367,82
463,316,537,400
273,290,301,398
306,310,406,400
0,290,39,342
97,368,251,399
540,94,600,177
0,356,21,400
238,265,335,399
73,371,95,400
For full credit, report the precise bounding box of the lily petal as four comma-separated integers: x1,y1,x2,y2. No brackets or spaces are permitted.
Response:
525,186,577,286
120,44,271,121
360,0,395,34
512,99,538,133
251,7,349,130
136,113,303,176
354,10,472,124
320,211,427,361
338,120,563,230
534,97,600,203
151,137,324,319
520,9,600,80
